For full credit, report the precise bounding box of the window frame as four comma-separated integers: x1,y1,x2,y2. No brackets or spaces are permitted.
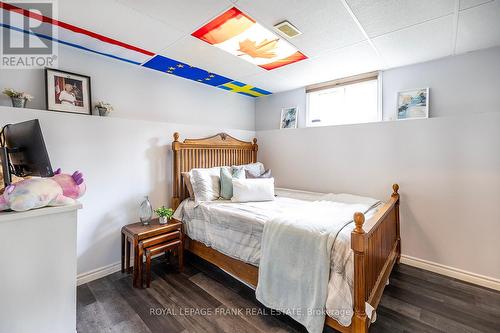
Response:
305,71,382,128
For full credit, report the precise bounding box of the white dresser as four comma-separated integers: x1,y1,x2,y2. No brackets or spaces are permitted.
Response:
0,204,81,333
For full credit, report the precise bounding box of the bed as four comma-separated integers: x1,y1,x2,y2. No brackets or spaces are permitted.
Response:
171,132,401,333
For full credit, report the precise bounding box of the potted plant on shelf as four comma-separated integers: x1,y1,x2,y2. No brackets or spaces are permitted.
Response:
2,88,34,108
95,101,113,116
154,206,174,225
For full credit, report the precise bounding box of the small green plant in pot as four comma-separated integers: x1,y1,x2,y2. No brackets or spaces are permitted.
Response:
154,206,174,225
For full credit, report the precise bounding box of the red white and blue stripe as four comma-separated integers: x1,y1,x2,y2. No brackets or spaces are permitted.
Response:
0,1,271,97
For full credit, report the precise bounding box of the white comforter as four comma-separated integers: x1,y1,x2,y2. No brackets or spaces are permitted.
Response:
255,194,379,333
173,189,381,328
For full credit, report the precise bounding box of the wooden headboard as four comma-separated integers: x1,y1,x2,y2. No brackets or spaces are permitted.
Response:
171,132,258,209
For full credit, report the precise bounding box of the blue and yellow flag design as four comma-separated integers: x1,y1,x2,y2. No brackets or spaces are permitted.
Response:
142,55,232,87
218,81,271,97
142,55,271,97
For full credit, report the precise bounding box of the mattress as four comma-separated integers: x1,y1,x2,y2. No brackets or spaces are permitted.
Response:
172,188,381,326
173,188,328,265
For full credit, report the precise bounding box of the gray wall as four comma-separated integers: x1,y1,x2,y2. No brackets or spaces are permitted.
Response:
255,88,306,130
255,47,500,280
383,46,500,120
0,45,255,131
256,47,500,129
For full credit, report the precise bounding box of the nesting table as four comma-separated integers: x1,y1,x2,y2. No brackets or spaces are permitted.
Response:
121,218,183,288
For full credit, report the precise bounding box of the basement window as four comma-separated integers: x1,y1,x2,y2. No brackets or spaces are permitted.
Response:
306,72,381,127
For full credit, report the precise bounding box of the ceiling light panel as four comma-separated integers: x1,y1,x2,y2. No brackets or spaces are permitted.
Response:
192,7,307,70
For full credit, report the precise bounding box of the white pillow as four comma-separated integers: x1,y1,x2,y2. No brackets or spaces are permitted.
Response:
231,162,265,176
190,167,221,202
231,178,275,203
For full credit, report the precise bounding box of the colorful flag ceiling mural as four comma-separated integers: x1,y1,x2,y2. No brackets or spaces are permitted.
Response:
0,2,271,97
192,7,307,70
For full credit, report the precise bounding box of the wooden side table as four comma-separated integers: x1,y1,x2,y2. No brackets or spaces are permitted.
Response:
144,240,182,288
121,218,182,288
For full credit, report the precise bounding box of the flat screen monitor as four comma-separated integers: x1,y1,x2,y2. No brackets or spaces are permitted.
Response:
2,119,53,185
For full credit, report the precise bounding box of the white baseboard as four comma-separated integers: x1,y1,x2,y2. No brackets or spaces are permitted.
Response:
77,261,122,286
76,253,165,286
400,255,500,291
77,254,500,292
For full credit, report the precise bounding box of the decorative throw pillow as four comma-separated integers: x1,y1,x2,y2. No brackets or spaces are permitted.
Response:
231,162,265,176
245,169,272,179
181,172,194,199
220,167,245,199
191,167,221,202
231,178,275,203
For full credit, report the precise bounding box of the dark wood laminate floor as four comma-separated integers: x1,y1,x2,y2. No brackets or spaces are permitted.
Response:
77,254,500,333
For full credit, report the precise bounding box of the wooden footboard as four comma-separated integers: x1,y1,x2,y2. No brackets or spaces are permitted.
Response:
171,132,401,333
350,184,401,333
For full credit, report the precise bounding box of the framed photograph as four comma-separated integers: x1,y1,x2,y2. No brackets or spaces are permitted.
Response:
280,106,298,129
397,88,429,120
45,68,92,115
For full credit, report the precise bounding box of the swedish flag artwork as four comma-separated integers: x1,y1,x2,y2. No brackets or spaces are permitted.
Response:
219,81,270,97
142,55,271,97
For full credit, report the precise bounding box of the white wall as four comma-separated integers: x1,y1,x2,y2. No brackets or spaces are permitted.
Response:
0,45,255,130
255,47,500,280
0,44,256,276
0,106,255,276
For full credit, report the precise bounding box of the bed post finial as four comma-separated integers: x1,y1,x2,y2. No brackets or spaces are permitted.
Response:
392,183,401,264
392,183,399,197
352,211,367,332
353,212,365,234
252,138,258,162
172,132,181,209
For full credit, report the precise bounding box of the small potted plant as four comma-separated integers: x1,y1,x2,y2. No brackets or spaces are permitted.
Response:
2,88,34,108
95,101,113,116
154,206,174,225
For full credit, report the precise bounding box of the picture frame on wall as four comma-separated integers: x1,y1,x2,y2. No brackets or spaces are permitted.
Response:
45,68,92,115
397,88,429,120
280,106,298,129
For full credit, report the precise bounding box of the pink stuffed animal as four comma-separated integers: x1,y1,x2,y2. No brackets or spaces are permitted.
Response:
0,168,86,212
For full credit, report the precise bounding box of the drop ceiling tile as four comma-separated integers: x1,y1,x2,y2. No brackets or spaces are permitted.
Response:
346,0,455,38
456,0,500,54
58,0,183,53
373,15,453,68
240,71,293,93
159,36,264,81
459,0,493,10
116,0,232,34
235,0,366,57
243,41,382,93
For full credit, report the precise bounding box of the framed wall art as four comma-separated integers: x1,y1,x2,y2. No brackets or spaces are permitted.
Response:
45,68,92,115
